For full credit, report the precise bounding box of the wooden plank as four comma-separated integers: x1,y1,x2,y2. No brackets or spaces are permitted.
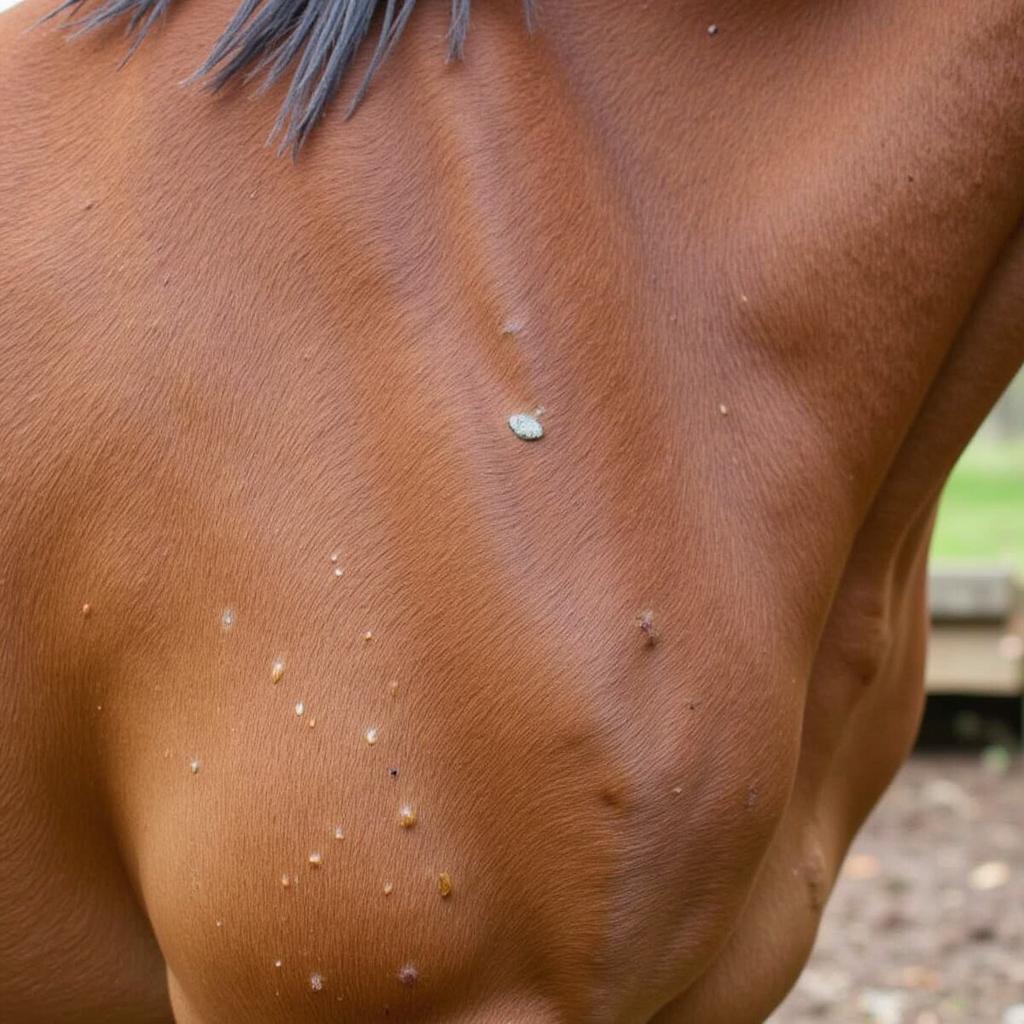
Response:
925,624,1024,696
929,567,1018,623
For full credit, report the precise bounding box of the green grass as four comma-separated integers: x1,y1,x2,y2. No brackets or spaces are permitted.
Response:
931,440,1024,568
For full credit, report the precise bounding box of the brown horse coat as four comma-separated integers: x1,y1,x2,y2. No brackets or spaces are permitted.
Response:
1,1,1023,1020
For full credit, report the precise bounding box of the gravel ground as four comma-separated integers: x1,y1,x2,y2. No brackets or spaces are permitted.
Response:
772,752,1023,1024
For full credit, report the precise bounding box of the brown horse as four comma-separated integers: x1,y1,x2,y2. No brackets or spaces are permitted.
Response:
1,1,1022,1021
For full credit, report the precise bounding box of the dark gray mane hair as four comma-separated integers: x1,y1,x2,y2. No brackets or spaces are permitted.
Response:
44,0,535,153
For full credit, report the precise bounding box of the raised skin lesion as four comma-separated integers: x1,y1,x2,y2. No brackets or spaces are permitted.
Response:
129,556,806,1024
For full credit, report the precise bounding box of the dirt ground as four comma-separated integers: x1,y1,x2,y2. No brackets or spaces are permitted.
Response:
771,752,1023,1024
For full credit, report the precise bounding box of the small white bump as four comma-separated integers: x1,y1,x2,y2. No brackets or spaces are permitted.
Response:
508,412,544,441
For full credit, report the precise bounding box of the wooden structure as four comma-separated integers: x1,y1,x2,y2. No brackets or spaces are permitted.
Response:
926,566,1023,697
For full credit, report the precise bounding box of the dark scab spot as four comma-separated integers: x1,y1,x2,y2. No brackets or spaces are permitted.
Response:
600,785,627,812
388,767,399,779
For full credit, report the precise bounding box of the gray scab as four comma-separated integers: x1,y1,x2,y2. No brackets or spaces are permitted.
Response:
508,413,544,441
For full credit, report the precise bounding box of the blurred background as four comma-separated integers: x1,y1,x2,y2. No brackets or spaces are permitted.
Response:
773,370,1024,1024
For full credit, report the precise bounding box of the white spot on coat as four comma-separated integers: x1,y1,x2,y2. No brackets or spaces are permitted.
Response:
508,413,544,441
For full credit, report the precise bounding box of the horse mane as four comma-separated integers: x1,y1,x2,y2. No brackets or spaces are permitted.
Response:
43,0,534,154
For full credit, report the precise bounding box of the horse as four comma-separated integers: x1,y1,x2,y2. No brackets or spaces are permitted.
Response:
1,0,1022,1020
